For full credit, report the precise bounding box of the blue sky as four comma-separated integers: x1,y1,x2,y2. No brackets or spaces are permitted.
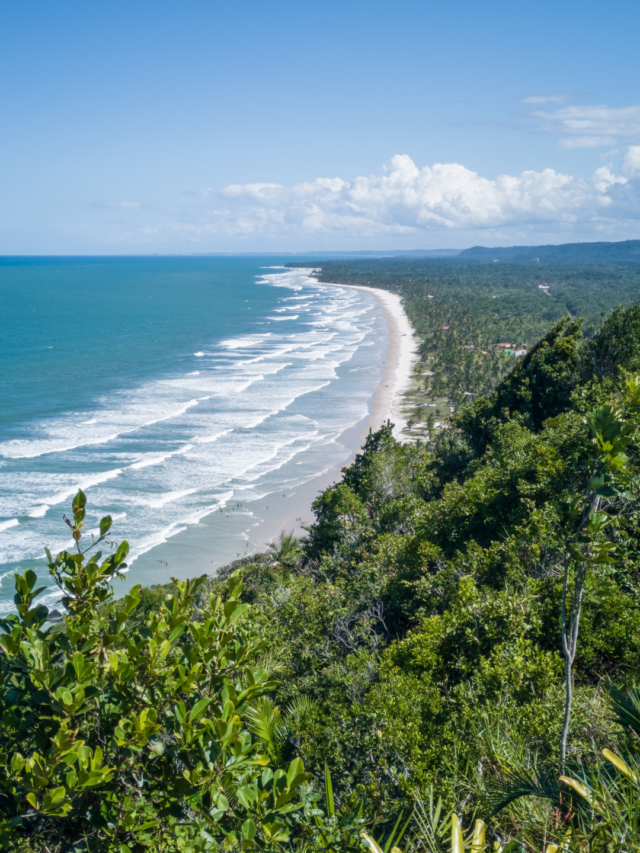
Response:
1,0,639,253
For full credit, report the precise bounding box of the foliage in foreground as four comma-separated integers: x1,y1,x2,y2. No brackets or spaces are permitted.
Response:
0,495,311,851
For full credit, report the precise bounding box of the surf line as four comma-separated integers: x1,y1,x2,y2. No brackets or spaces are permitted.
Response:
292,269,419,440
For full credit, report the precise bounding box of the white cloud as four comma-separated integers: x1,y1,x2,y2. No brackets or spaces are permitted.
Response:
592,166,628,193
559,136,617,150
174,153,637,240
531,103,640,148
623,145,640,177
520,95,569,104
99,201,142,209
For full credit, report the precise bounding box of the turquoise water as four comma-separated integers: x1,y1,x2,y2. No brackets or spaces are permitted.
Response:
0,257,385,613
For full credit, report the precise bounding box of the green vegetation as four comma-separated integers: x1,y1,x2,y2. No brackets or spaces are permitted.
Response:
0,498,314,851
7,257,640,850
288,257,640,437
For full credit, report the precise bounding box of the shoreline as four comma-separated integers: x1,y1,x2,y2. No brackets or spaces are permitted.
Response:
204,275,420,556
111,273,421,593
313,277,420,441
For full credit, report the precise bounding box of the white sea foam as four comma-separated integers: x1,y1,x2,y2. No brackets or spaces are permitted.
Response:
0,397,203,460
129,443,194,470
130,455,170,471
195,429,231,445
147,489,197,509
47,468,125,506
220,335,270,349
0,267,387,607
0,519,19,533
126,491,234,566
27,504,49,518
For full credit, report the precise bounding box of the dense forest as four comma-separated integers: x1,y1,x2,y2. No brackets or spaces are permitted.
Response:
289,257,640,438
6,253,640,851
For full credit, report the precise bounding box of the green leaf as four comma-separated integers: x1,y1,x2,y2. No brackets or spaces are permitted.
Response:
73,651,85,678
241,819,257,841
99,515,113,537
215,792,229,811
224,602,249,625
287,756,304,788
114,540,130,564
188,697,211,724
324,763,335,816
168,624,186,643
133,821,159,833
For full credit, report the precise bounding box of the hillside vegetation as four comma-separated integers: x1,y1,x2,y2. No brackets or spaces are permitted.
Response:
5,268,640,850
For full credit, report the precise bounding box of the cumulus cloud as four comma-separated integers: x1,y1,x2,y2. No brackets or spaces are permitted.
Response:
172,153,639,242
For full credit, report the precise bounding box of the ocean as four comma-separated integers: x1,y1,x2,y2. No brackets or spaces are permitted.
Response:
0,256,386,614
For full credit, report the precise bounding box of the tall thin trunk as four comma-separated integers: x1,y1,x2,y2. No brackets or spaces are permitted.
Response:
559,491,600,772
559,557,587,773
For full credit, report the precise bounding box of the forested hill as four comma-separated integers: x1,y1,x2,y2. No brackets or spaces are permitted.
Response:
459,239,640,264
288,256,640,330
7,301,640,851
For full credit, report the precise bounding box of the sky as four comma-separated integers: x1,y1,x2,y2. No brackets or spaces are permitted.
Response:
1,0,640,254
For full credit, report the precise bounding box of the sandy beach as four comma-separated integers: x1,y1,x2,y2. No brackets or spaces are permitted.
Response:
113,273,420,591
235,278,418,551
206,275,420,557
320,280,420,441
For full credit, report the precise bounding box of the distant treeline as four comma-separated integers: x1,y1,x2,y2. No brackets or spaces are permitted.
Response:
459,239,640,264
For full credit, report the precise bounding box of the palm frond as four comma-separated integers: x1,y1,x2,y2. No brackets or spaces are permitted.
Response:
413,787,452,853
286,694,315,724
486,766,563,816
246,697,285,760
607,681,640,736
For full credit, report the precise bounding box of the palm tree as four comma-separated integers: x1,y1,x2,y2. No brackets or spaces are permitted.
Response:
268,530,302,569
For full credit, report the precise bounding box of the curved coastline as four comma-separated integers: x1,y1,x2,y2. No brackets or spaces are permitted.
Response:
132,273,422,576
0,259,420,607
315,278,420,440
226,274,420,556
